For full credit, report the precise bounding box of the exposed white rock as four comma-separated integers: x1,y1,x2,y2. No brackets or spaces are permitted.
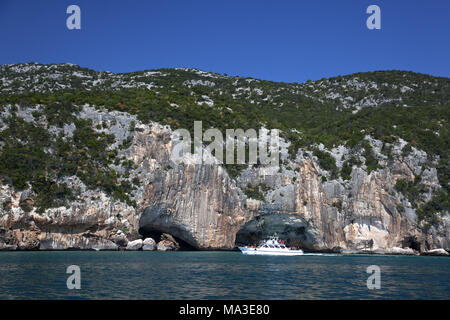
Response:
423,248,449,256
38,232,118,250
142,237,156,251
330,145,349,169
390,247,416,255
126,239,143,250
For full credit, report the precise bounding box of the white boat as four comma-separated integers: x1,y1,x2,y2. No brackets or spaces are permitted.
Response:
238,235,304,256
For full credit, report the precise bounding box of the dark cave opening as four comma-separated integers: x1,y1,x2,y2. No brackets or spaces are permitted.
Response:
138,227,197,251
402,236,421,251
234,214,317,251
235,231,308,250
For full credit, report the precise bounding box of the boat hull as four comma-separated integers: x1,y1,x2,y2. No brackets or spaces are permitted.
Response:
239,247,304,256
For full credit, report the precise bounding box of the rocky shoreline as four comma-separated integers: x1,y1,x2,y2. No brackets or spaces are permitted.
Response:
1,248,448,257
1,228,448,256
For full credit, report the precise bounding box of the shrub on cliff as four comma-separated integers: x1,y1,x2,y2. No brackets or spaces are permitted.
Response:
313,149,338,179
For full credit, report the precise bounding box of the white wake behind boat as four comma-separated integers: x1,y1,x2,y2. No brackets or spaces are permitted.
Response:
238,235,303,256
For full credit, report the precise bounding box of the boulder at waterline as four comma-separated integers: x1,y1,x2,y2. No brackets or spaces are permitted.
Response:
142,237,156,251
126,239,143,250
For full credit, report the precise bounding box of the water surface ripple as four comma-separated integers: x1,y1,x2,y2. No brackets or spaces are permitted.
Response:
0,251,448,299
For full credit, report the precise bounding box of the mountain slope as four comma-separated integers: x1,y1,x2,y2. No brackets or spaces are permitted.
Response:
0,63,448,253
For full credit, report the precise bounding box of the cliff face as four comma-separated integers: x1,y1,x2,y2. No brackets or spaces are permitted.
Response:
233,155,449,253
130,123,251,249
0,64,448,253
1,105,448,253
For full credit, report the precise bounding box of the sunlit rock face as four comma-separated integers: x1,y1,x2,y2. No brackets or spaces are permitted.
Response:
138,163,252,249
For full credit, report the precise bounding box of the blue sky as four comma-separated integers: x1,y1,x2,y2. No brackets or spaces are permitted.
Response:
0,0,449,82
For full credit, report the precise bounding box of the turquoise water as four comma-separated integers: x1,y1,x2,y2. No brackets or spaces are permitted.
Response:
0,251,449,299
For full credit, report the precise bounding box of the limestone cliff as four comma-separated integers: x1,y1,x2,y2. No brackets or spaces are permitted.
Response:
0,104,448,253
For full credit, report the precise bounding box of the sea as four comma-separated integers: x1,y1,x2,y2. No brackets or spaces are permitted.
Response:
0,251,449,299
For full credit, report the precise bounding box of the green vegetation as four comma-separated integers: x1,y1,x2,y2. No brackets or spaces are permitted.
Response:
341,161,352,181
362,142,381,174
313,149,338,179
394,176,426,209
417,191,449,229
0,115,52,190
413,157,450,228
32,177,74,213
243,183,270,201
0,113,136,212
